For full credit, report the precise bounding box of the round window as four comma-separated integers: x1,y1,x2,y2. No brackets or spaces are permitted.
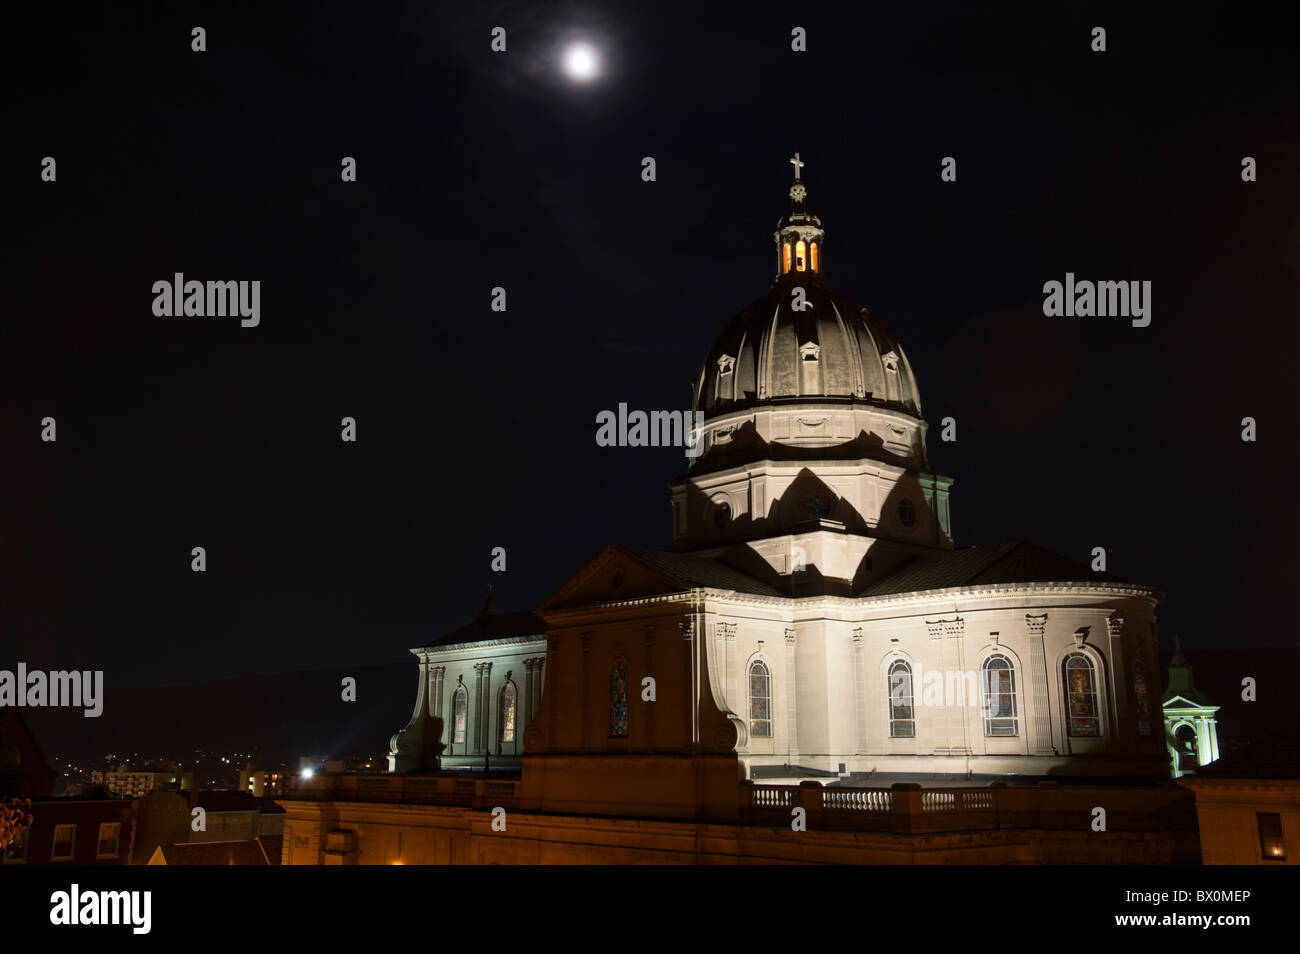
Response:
897,498,916,527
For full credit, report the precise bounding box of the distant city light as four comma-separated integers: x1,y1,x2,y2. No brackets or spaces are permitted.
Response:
301,768,314,779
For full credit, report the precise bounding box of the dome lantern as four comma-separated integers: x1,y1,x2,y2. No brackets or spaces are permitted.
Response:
775,153,825,278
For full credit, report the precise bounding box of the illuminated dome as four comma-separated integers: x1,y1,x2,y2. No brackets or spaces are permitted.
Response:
687,162,928,478
693,166,922,421
693,283,923,418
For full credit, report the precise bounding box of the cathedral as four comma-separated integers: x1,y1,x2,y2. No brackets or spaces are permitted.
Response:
387,157,1170,821
280,161,1197,864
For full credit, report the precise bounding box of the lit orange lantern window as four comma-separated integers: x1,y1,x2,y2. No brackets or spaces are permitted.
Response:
795,239,806,271
810,242,819,272
782,243,791,274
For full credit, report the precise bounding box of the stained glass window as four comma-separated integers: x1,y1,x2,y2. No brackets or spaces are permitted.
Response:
982,654,1018,737
609,663,629,738
1063,653,1100,737
1132,659,1152,736
888,660,915,738
452,685,468,744
749,661,772,738
500,682,517,743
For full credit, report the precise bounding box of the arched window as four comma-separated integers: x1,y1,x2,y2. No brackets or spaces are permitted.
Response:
887,660,915,738
795,239,806,271
452,685,468,744
981,653,1018,737
609,663,629,738
810,241,819,272
499,682,517,743
1174,723,1198,771
1063,653,1100,738
749,661,772,738
782,243,792,274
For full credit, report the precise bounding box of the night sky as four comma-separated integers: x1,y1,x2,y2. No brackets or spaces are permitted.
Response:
4,3,1298,689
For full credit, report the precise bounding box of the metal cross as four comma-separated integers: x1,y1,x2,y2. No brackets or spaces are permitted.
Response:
789,152,805,180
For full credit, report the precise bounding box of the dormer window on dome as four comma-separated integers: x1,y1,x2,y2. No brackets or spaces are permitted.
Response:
775,153,825,278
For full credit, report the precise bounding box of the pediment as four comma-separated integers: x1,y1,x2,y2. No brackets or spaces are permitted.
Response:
539,545,691,613
1162,694,1217,713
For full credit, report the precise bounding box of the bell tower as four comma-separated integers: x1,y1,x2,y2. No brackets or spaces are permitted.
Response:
774,153,826,279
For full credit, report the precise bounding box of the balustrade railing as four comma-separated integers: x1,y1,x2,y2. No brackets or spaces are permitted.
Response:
821,788,892,812
741,781,1007,833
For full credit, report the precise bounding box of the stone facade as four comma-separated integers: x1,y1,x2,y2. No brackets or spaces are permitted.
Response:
336,163,1189,864
389,615,546,773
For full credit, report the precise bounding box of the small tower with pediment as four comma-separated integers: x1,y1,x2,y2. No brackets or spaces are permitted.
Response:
1163,637,1221,778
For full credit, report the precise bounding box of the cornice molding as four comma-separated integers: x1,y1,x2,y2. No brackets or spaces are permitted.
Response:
412,633,547,658
542,579,1159,623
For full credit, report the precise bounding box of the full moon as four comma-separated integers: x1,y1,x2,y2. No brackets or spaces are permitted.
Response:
563,43,599,82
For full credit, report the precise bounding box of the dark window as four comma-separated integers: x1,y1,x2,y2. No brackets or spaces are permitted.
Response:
713,500,732,528
609,664,629,737
97,822,121,859
897,499,916,527
51,824,76,861
1132,659,1152,736
1258,812,1285,861
1174,723,1198,771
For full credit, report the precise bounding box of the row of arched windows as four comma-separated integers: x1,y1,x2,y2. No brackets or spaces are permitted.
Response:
449,681,518,747
780,239,820,274
607,651,1107,745
735,652,1106,744
884,652,1101,740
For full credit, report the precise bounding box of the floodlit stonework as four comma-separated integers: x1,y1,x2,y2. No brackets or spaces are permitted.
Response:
313,163,1192,864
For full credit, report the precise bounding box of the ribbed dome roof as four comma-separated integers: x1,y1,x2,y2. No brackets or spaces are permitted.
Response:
693,277,923,419
692,163,923,421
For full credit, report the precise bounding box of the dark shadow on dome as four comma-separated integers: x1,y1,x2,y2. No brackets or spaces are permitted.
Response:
687,421,924,476
672,463,954,596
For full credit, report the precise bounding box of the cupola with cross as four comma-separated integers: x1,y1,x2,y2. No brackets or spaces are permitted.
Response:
775,152,826,278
